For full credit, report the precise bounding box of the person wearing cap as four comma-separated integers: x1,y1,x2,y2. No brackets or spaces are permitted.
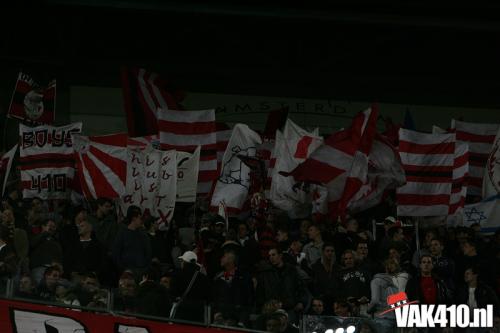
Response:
170,250,209,322
111,206,151,281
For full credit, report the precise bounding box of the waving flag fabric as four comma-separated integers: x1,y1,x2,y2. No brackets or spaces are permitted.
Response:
19,123,82,199
127,135,159,149
449,142,469,215
216,122,232,167
463,194,500,234
451,119,499,196
176,147,200,203
348,134,406,213
397,129,455,216
483,126,500,198
270,119,323,217
8,72,56,124
121,68,181,137
283,106,378,219
158,108,217,195
1,145,18,197
73,133,127,200
211,124,262,214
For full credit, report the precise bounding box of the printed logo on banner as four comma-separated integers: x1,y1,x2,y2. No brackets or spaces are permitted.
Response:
218,145,257,189
115,323,151,333
11,308,88,333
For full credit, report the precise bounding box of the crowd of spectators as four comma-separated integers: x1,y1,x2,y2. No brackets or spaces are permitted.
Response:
0,185,499,333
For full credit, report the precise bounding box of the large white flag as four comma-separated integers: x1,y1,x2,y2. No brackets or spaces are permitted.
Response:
463,194,500,235
121,148,176,223
483,127,500,198
270,119,323,217
176,146,200,202
211,124,262,214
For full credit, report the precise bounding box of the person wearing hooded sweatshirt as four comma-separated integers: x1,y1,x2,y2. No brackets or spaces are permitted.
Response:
367,258,409,333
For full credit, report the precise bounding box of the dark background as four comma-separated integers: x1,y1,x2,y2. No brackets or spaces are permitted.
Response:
0,1,499,114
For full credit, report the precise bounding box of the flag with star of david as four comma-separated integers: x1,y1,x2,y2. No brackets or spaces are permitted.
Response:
463,194,500,234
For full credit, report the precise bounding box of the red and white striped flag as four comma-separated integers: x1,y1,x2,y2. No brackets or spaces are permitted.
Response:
216,122,232,168
1,144,18,197
19,122,82,199
121,68,181,137
8,72,56,124
449,141,469,215
158,109,217,195
451,119,499,197
283,106,378,220
73,133,128,200
397,128,455,216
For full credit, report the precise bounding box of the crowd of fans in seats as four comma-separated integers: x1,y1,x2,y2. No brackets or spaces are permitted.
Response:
0,185,499,333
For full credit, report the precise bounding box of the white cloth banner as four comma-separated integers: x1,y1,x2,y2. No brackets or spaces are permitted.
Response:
211,124,262,213
270,119,323,218
19,122,82,199
121,148,176,223
483,127,500,198
176,146,200,203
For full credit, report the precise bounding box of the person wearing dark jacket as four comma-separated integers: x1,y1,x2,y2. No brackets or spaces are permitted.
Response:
336,249,371,302
64,209,105,278
456,266,500,317
30,218,63,285
0,225,17,279
135,268,172,317
406,255,451,305
112,206,151,280
255,247,308,323
212,249,254,323
170,251,210,323
310,243,337,302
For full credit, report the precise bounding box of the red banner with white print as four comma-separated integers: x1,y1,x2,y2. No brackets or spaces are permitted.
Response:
0,299,241,333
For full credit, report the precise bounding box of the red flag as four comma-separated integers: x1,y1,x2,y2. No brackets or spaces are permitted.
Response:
8,72,56,124
451,119,499,197
74,133,128,200
158,109,217,196
283,106,379,220
397,129,455,216
121,68,182,137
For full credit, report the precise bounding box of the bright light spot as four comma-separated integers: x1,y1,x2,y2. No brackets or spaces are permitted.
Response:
334,328,344,333
346,326,356,333
325,329,334,333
